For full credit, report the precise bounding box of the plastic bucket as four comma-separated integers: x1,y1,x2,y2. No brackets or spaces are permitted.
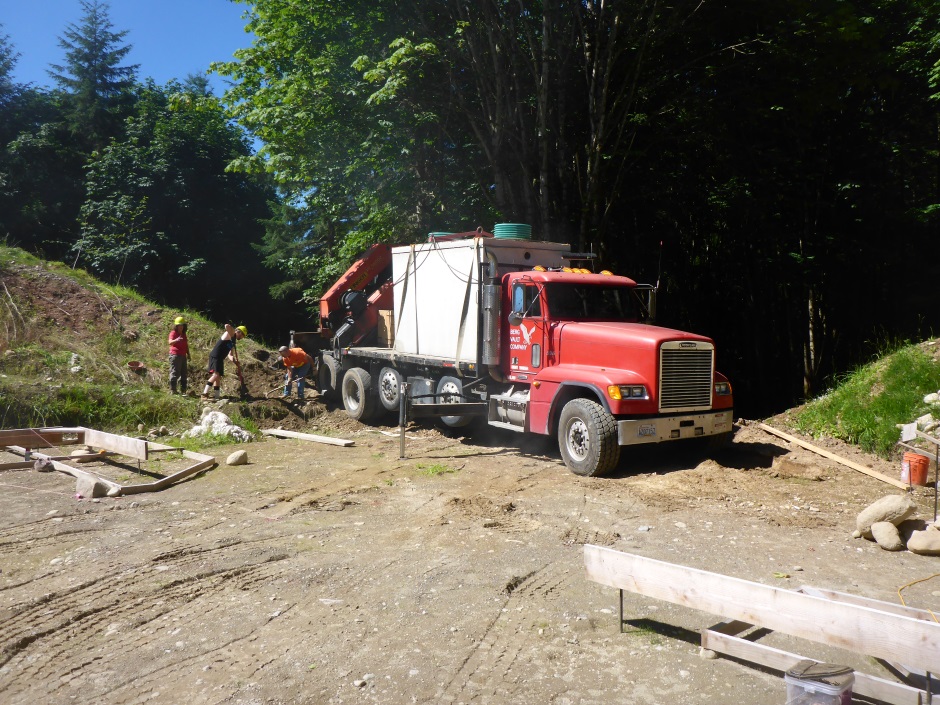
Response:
902,452,930,486
493,222,532,240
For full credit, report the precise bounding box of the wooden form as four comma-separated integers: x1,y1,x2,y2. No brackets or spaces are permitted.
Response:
261,428,355,447
758,422,909,490
584,545,939,705
0,427,215,496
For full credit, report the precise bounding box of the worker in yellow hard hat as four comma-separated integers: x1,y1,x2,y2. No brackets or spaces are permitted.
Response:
201,323,248,400
168,316,190,394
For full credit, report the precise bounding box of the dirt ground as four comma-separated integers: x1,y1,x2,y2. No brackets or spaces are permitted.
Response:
2,406,939,705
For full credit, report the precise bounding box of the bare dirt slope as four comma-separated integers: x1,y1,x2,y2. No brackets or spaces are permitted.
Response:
1,411,938,705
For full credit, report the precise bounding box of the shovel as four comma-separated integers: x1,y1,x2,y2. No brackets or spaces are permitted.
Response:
231,344,250,399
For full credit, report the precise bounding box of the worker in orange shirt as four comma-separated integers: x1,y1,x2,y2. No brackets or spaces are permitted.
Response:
278,346,314,401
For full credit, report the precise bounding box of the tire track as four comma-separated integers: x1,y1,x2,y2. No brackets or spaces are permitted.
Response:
0,554,291,704
436,561,574,704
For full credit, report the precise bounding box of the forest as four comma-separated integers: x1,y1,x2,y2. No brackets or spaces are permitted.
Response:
1,0,939,418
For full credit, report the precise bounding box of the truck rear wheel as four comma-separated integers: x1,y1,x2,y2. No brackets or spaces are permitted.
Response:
377,367,403,412
318,354,341,401
436,375,471,428
557,398,620,476
342,367,376,421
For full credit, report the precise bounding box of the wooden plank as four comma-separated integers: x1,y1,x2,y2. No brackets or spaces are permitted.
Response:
701,629,924,705
82,428,149,460
798,586,935,622
118,456,216,495
0,461,35,471
0,429,70,449
758,423,909,489
583,545,940,673
262,429,355,447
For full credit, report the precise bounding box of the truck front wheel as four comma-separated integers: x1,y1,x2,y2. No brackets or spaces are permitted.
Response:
557,399,620,476
342,367,376,421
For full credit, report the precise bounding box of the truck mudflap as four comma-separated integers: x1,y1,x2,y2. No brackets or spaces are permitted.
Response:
617,410,733,446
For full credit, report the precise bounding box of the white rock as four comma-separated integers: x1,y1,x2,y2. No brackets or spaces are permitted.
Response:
226,450,248,466
182,410,253,443
916,413,936,430
924,393,940,405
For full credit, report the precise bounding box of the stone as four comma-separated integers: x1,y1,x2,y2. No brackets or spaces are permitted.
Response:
898,519,928,545
159,426,169,436
924,392,940,405
75,475,110,498
907,529,940,555
226,450,248,466
870,522,904,551
855,494,917,538
915,413,935,430
34,459,54,473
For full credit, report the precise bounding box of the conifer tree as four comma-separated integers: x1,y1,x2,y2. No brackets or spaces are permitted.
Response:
48,0,138,147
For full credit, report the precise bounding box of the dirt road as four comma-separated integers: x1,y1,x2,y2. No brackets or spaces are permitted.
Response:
1,414,938,705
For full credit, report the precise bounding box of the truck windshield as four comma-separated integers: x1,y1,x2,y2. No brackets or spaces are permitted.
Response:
544,283,639,321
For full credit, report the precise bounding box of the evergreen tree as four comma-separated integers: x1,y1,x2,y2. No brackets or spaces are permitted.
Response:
48,0,138,148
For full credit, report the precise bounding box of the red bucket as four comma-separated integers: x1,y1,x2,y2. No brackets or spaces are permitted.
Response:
902,452,930,486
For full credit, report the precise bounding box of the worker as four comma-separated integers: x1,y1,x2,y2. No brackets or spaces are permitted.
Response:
201,323,247,400
168,316,190,395
278,345,313,401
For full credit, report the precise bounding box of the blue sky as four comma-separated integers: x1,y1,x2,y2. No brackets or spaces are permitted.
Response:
2,0,253,94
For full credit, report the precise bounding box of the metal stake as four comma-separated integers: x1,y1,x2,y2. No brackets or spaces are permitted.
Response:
399,382,410,460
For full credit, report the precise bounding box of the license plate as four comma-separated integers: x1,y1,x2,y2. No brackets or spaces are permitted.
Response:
638,424,656,437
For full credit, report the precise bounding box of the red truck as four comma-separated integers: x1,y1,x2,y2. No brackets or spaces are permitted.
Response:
310,227,733,477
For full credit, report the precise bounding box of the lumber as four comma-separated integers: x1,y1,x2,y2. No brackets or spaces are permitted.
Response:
583,545,940,674
0,428,76,449
82,428,149,460
118,455,216,495
262,428,355,447
758,423,908,490
700,626,923,705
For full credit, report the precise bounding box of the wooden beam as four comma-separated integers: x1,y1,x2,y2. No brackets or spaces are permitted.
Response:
261,429,355,447
583,545,940,673
0,428,76,449
758,423,908,490
700,628,924,705
118,455,216,495
82,428,149,460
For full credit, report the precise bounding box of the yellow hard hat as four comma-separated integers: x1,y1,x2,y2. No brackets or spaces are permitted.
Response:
174,316,187,325
236,325,248,336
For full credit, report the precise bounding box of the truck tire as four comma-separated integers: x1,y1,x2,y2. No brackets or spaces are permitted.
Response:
436,375,471,428
557,398,620,476
318,354,341,401
377,366,403,412
342,367,376,421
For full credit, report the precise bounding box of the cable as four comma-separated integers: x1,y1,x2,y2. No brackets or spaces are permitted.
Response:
897,573,940,623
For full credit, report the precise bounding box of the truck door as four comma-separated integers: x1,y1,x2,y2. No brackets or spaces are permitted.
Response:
508,282,546,376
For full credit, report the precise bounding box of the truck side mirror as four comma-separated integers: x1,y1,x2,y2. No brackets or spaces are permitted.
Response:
508,311,523,326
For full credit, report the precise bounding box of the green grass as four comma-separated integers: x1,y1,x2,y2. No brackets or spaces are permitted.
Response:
417,462,457,476
792,344,940,458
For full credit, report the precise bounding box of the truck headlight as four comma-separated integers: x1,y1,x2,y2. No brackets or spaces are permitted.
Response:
608,385,648,400
714,381,732,396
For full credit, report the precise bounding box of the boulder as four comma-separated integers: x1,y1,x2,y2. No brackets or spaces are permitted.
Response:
226,450,248,466
855,494,917,538
907,529,940,555
870,522,904,551
75,475,110,499
898,519,929,545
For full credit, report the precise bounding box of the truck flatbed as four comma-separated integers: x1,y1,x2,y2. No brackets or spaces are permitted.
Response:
341,346,479,375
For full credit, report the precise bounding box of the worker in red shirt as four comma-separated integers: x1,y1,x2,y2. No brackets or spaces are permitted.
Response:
168,316,190,394
278,346,314,401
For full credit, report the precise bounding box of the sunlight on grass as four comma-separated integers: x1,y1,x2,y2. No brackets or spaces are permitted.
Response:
793,345,940,457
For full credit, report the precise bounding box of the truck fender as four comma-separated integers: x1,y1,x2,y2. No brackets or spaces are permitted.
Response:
545,382,611,436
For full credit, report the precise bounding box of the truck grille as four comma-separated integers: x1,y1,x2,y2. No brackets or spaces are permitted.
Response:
659,342,714,411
